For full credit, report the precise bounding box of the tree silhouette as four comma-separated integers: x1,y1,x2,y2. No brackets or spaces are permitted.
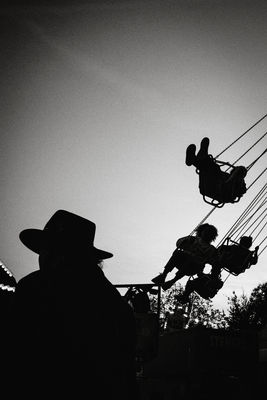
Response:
227,282,267,330
150,283,228,331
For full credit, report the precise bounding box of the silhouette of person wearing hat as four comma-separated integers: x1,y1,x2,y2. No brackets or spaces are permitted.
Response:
13,210,138,400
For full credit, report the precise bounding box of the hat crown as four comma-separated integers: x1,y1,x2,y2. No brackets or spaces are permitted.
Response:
44,210,96,244
19,209,113,259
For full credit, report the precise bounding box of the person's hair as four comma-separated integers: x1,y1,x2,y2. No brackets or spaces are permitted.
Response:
239,236,252,248
196,223,218,243
196,224,209,236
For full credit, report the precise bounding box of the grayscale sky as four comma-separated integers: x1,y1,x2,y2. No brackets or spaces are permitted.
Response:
1,0,267,312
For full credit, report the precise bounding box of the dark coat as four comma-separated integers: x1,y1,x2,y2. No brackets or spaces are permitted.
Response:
13,260,137,399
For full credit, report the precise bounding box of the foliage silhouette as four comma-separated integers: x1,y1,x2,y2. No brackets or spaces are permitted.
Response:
227,282,267,330
150,283,227,332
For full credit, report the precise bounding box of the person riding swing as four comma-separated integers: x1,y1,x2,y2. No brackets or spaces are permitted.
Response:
217,236,259,275
175,272,224,304
186,137,247,206
152,223,221,291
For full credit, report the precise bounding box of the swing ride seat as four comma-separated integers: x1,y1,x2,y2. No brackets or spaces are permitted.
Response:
218,243,254,276
222,258,252,276
188,115,267,209
193,275,224,300
223,266,246,276
183,116,267,303
183,274,224,301
198,162,246,207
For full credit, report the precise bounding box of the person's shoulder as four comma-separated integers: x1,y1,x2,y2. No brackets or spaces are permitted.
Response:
176,235,195,247
17,270,41,288
211,244,218,251
179,235,195,242
208,243,218,253
237,246,251,255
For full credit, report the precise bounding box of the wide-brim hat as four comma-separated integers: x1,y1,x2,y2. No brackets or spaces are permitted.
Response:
19,209,113,260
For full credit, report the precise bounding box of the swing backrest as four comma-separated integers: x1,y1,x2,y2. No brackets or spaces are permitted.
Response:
193,275,224,300
202,195,225,208
198,160,245,206
198,167,229,202
219,243,253,275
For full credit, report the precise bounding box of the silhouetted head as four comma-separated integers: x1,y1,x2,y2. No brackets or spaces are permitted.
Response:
19,210,113,269
239,236,253,249
233,166,247,178
196,223,218,243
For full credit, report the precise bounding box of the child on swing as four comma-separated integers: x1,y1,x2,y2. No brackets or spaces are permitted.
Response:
186,137,247,204
217,236,259,275
152,223,221,290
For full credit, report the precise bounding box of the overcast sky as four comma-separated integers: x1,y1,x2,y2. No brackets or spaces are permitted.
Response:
1,0,267,312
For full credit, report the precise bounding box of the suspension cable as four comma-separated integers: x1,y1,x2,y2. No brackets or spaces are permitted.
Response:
223,272,232,283
228,132,267,167
189,205,218,236
259,240,267,256
247,147,267,170
231,200,267,240
217,183,267,246
231,201,267,241
253,220,267,242
215,113,267,159
236,206,267,239
247,167,267,190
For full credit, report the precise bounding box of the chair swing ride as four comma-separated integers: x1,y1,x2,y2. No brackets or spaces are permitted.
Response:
174,184,267,304
153,113,267,305
186,113,267,208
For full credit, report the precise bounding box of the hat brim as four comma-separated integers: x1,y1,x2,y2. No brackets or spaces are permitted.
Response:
19,229,113,259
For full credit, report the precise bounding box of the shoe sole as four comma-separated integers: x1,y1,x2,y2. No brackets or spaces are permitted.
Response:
186,144,196,166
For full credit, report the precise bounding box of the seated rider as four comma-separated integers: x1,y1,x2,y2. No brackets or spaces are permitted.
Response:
152,223,221,290
186,137,247,204
175,273,224,303
124,286,158,314
217,236,259,275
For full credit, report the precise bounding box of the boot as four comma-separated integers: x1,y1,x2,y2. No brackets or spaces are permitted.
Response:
151,273,165,286
196,137,210,160
185,144,197,166
162,279,175,291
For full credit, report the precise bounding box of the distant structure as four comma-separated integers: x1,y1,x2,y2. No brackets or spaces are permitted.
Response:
0,260,16,293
